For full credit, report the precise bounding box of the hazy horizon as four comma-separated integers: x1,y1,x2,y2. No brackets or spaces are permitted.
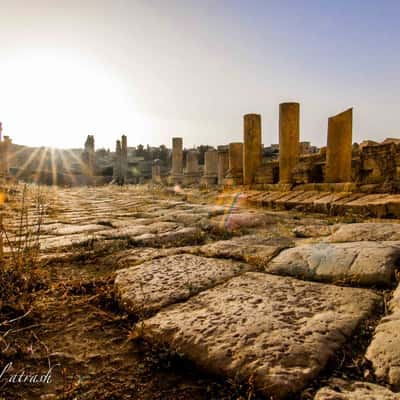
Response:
1,0,399,150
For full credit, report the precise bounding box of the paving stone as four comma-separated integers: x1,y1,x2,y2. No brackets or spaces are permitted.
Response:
102,246,199,267
37,233,99,251
366,284,400,389
329,223,400,242
315,379,400,399
197,234,293,267
136,272,380,399
115,254,252,316
40,223,109,235
209,211,274,231
266,242,400,286
293,224,333,238
131,227,202,247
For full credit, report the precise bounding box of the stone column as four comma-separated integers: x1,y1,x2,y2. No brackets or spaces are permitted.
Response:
113,140,123,185
183,150,201,185
279,102,300,184
325,108,353,183
243,114,262,185
121,135,128,184
170,137,183,184
82,135,95,181
152,160,161,184
217,146,229,185
0,132,12,180
224,142,243,186
201,149,218,186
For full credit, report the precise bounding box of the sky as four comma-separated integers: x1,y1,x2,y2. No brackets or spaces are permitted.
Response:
0,0,399,150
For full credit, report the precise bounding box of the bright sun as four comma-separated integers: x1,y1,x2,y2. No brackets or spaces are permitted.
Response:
0,51,139,149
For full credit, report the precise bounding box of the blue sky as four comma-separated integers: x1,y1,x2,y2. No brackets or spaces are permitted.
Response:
0,0,399,149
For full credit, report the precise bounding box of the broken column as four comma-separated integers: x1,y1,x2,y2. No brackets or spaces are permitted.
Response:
82,135,96,182
279,102,300,184
325,108,353,183
113,135,128,185
243,114,262,185
0,124,12,181
201,149,218,186
113,140,123,185
169,137,183,184
217,146,229,185
183,150,201,185
224,142,243,186
152,159,162,184
121,135,128,184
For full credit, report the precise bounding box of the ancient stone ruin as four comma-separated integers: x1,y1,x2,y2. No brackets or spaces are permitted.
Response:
113,135,128,185
0,123,12,182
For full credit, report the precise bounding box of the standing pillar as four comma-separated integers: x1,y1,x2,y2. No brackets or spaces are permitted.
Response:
279,103,300,184
113,140,123,185
243,114,262,185
217,146,229,185
201,149,218,186
170,137,183,184
325,108,353,183
82,135,95,184
224,142,243,186
152,160,161,184
0,123,12,181
183,150,201,185
121,135,128,184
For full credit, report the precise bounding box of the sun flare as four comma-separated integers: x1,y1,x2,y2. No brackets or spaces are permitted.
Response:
0,51,138,148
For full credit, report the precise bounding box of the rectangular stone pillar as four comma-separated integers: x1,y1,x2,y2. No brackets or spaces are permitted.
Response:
152,163,161,183
170,137,183,184
279,103,300,184
217,146,229,185
113,140,123,185
224,142,243,186
201,149,218,186
243,114,262,185
0,134,12,181
183,150,201,185
121,135,128,183
82,135,96,183
325,108,353,183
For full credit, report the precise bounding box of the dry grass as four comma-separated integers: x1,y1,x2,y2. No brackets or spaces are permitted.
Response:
0,184,48,342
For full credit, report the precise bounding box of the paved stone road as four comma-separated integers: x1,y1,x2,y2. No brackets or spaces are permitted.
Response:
3,185,400,399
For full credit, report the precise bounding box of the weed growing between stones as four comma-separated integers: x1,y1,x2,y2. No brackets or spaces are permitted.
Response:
0,184,48,317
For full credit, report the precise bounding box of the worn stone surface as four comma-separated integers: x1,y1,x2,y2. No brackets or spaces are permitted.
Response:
97,222,179,239
115,254,253,315
131,226,202,247
198,234,293,267
293,224,333,238
315,379,400,399
366,284,400,388
40,223,109,235
330,223,400,242
209,211,274,231
136,272,380,399
102,246,198,267
267,242,400,286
